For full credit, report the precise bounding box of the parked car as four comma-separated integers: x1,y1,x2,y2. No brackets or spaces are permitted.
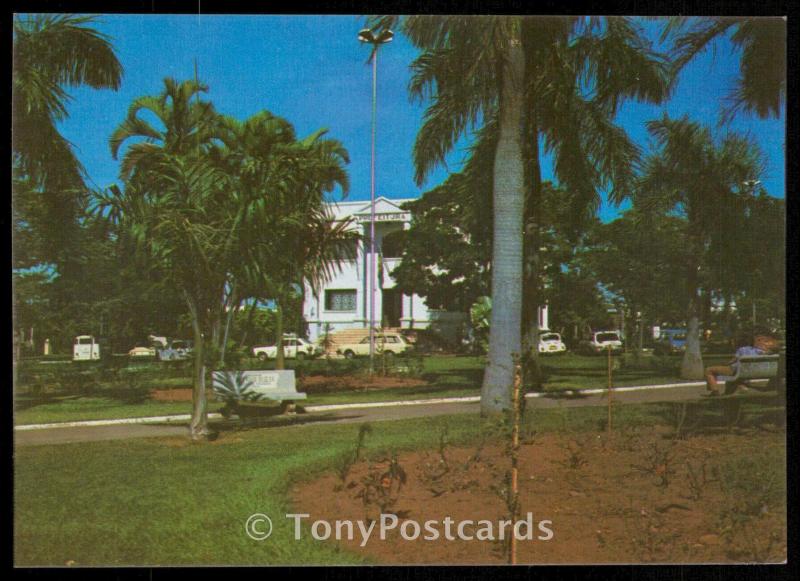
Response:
654,329,687,355
538,332,567,355
158,339,194,361
252,336,321,361
581,331,623,354
336,333,411,359
74,335,103,361
128,345,156,358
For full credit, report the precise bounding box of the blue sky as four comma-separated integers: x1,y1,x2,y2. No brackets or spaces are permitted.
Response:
56,14,785,222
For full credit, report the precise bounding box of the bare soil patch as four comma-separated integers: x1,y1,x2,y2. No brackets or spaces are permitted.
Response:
149,388,214,402
293,427,786,564
149,376,426,401
299,375,427,393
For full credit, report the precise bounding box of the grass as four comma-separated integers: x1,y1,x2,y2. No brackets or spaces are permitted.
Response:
14,397,226,425
14,398,785,566
14,353,730,425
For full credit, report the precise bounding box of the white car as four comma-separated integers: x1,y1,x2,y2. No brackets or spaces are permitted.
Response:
336,333,411,359
581,331,623,354
252,337,321,361
538,332,567,354
128,345,156,358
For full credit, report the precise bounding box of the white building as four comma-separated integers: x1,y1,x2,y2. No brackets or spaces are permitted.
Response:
303,197,465,343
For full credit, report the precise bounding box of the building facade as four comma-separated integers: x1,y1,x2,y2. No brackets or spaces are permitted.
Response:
303,197,465,343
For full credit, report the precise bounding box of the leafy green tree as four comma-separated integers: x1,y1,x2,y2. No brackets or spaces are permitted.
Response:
705,190,785,332
390,175,491,313
584,210,687,331
638,115,767,378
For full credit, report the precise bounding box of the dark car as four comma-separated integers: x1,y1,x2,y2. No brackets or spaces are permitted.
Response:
654,329,687,355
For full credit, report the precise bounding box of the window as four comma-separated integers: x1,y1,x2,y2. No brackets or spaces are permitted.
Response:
325,290,357,312
77,337,93,345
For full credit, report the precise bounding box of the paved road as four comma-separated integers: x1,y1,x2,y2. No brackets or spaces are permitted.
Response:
14,382,752,447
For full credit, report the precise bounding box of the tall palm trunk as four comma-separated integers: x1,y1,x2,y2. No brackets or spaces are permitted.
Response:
185,293,209,440
681,200,704,379
481,33,526,414
522,103,542,389
274,300,285,370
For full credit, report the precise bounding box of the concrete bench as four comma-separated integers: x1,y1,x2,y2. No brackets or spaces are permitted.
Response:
716,355,781,395
212,370,306,417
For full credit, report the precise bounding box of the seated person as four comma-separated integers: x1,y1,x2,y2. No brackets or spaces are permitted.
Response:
704,333,765,396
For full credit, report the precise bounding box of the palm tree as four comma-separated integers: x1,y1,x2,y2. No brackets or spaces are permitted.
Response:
94,158,235,440
12,14,122,263
110,78,220,181
218,112,355,369
664,17,786,121
13,14,122,187
104,77,240,440
367,16,526,412
637,115,766,379
374,16,671,412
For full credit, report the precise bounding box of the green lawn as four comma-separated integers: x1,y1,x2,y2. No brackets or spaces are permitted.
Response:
11,401,695,566
14,397,226,425
14,353,729,425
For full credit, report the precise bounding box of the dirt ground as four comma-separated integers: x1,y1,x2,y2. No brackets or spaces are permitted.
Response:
149,388,207,402
299,374,427,393
293,427,786,564
148,374,427,402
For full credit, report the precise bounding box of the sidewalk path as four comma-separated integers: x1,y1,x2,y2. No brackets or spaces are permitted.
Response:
14,381,720,447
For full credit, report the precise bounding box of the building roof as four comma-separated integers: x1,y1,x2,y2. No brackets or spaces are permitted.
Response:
326,196,416,221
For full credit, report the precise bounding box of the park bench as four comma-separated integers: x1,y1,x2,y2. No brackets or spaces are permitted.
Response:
715,354,782,395
670,353,785,435
212,370,307,419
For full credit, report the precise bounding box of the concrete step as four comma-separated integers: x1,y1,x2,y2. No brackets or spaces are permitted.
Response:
319,327,403,353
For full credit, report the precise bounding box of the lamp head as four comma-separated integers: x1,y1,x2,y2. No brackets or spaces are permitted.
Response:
358,27,394,44
376,29,394,44
358,28,375,43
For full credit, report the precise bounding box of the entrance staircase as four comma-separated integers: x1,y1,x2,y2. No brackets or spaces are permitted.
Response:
320,327,404,355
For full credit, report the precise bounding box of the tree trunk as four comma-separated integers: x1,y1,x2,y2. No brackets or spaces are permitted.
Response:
481,30,526,414
681,201,705,379
521,100,542,389
13,329,21,389
238,300,257,349
274,300,285,370
185,293,209,441
219,283,237,367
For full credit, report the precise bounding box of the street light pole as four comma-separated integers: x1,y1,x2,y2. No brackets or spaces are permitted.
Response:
358,27,393,375
743,179,762,331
